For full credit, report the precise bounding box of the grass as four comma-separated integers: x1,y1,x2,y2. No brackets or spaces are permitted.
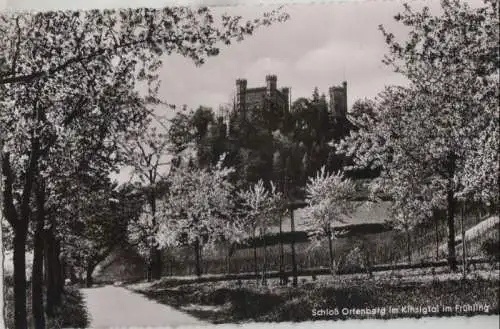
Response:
129,267,499,324
3,276,89,329
95,211,497,281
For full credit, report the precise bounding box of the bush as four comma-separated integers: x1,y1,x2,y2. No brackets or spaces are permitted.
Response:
260,278,499,322
338,246,365,274
3,276,89,329
137,274,499,323
482,238,500,261
55,286,90,328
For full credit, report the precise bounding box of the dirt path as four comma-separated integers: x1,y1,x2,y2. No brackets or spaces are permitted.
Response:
81,285,207,328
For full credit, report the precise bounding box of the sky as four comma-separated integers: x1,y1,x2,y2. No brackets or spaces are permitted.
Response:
0,0,484,182
2,0,452,113
1,0,485,114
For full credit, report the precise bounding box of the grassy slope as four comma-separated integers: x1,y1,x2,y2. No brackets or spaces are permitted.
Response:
93,210,498,280
129,267,499,324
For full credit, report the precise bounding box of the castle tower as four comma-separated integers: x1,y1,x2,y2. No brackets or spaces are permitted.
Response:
236,78,247,113
232,75,289,124
281,87,290,113
266,75,277,96
329,81,348,117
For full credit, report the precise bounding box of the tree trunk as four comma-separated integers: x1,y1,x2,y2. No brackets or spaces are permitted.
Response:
150,248,162,280
45,231,63,317
85,263,95,288
226,244,232,274
279,215,285,285
3,151,35,329
253,232,258,282
328,232,334,274
461,203,467,278
32,185,46,329
406,226,412,264
290,209,297,286
44,230,56,317
146,262,152,282
55,240,64,306
194,238,202,277
149,189,162,280
13,225,28,329
435,211,440,261
32,181,46,329
261,234,267,285
446,187,458,271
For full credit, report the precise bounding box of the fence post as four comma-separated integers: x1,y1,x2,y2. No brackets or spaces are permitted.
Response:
290,208,297,287
461,203,467,278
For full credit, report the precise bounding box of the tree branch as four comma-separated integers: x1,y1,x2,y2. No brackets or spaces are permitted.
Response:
10,16,22,76
0,39,146,85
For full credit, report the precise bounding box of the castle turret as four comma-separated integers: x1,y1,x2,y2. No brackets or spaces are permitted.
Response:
281,87,290,112
329,81,348,117
233,75,289,122
266,74,277,96
236,78,247,113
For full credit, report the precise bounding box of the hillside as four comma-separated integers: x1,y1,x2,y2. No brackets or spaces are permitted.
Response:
439,216,499,258
274,201,392,233
402,214,499,263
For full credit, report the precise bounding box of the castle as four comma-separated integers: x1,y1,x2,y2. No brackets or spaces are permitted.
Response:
235,75,290,116
227,75,348,121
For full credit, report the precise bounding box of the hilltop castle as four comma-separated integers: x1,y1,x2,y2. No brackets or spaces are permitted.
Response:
227,75,348,120
235,75,291,116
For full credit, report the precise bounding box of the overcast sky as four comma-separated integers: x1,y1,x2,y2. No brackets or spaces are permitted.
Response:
0,0,484,182
2,0,471,114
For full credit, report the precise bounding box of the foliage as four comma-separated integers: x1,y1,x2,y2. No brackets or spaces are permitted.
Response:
303,166,356,242
481,238,500,261
156,155,238,250
378,0,498,204
135,275,499,323
335,0,499,268
127,203,161,262
0,7,289,86
1,6,289,327
63,181,139,278
4,276,89,329
168,106,228,169
237,179,284,240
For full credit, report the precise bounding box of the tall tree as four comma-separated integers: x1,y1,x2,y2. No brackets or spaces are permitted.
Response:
121,116,172,280
303,166,356,274
237,179,284,283
64,180,137,287
337,0,498,271
156,156,238,277
0,7,289,328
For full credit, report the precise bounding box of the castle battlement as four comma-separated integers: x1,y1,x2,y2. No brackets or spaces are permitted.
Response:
226,76,348,136
234,75,290,115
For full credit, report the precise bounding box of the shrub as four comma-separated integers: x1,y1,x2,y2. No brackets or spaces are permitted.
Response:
338,247,365,274
3,276,89,329
481,238,500,261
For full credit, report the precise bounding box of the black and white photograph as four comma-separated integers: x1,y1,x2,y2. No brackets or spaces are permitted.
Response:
0,0,499,328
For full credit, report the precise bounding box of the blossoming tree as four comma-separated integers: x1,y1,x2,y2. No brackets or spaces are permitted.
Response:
0,8,289,328
303,166,356,273
155,156,238,277
336,0,498,270
237,179,284,284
